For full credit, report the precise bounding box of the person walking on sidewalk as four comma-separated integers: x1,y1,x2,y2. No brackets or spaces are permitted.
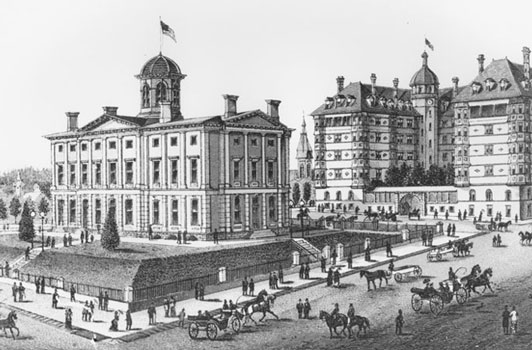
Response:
458,210,462,221
178,308,186,328
278,265,284,284
327,267,333,287
163,297,170,318
63,234,68,247
386,241,393,257
52,288,59,309
299,263,305,279
148,224,153,240
65,308,73,330
333,268,341,287
269,272,274,288
104,291,109,311
18,282,25,302
177,231,182,244
51,237,56,248
148,304,156,325
40,276,45,294
452,224,456,236
502,305,510,335
304,262,310,279
68,233,72,246
126,309,132,330
199,283,205,300
427,232,434,246
170,296,176,317
98,291,103,310
25,246,30,260
273,272,279,289
296,299,303,319
35,277,40,294
70,285,76,302
303,298,311,319
321,256,326,273
447,223,452,236
347,252,353,269
12,282,18,302
242,277,248,296
331,249,337,266
421,231,427,246
248,278,255,296
194,281,199,300
395,309,404,335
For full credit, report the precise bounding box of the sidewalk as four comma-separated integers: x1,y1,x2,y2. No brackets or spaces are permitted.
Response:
0,221,487,341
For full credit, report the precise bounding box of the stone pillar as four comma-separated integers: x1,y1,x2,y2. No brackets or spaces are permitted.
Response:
180,132,186,188
245,194,250,230
161,133,167,188
261,134,266,185
102,137,107,187
244,132,249,186
124,286,133,303
262,194,267,229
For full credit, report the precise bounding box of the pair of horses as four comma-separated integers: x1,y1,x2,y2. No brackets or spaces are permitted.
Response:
518,231,532,245
319,310,370,339
460,264,494,296
454,240,473,256
0,311,19,339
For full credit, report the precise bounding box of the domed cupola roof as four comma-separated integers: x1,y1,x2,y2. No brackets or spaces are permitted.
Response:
138,53,182,79
409,51,439,87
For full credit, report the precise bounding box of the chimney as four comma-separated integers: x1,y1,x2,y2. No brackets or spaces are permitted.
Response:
102,106,118,116
477,54,485,73
66,112,79,132
265,99,281,121
523,46,531,80
223,94,239,119
370,73,377,95
336,76,345,93
159,101,172,123
452,77,459,95
392,78,399,100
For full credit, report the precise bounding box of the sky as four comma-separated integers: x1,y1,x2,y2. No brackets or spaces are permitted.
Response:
1,0,532,172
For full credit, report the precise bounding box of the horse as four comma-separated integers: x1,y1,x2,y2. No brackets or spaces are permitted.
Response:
319,311,349,338
519,231,532,245
460,264,481,288
364,211,379,220
467,268,494,295
347,315,370,339
0,311,19,339
241,293,278,325
360,270,389,291
498,220,511,231
456,240,473,256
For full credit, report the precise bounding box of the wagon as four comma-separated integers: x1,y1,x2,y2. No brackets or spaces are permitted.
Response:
188,311,241,340
387,265,423,282
411,279,468,316
426,246,457,262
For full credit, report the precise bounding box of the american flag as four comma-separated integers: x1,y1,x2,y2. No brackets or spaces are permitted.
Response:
160,20,177,43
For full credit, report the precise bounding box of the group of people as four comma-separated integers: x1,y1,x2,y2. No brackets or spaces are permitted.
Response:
82,300,95,322
502,305,518,334
446,223,457,236
299,262,311,279
34,276,47,294
457,209,468,221
11,282,25,302
492,234,502,247
268,271,280,289
98,291,110,311
78,230,95,244
326,267,342,287
242,276,256,295
63,233,73,247
194,282,205,300
421,231,434,246
222,299,238,311
296,298,312,319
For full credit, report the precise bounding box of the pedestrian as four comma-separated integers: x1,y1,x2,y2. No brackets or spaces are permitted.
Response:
510,305,518,334
395,309,404,335
249,278,255,296
497,234,502,247
463,211,468,220
80,231,84,244
40,276,45,294
89,301,95,320
278,264,284,283
65,308,73,330
163,297,170,317
321,256,326,273
447,223,452,236
421,231,427,246
213,229,219,244
303,298,311,319
126,309,132,330
273,272,279,289
452,224,456,236
18,282,25,302
70,285,76,302
178,308,186,328
52,288,59,308
35,277,40,294
458,210,462,221
170,296,177,317
12,282,18,302
194,281,199,300
428,232,433,246
63,234,68,247
25,246,30,260
90,234,94,243
304,262,310,279
327,267,333,287
177,231,182,244
183,230,187,244
433,209,438,219
148,224,153,240
82,301,89,322
98,291,103,310
296,299,303,319
333,268,341,287
242,277,248,296
68,233,72,246
229,300,236,310
331,249,337,266
51,237,56,248
502,305,510,335
104,291,109,311
445,210,449,220
148,304,156,325
347,251,353,269
299,263,305,279
386,241,393,257
5,261,10,278
515,214,518,223
365,245,371,261
269,272,274,288
199,283,205,300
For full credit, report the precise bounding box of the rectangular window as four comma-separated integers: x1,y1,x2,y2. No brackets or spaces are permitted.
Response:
251,161,258,181
125,161,134,184
69,199,76,224
397,153,404,161
152,200,160,225
171,200,179,225
234,196,242,224
268,139,275,147
152,160,160,184
251,138,258,146
171,159,178,184
406,136,413,144
267,161,274,182
487,205,493,217
191,199,199,225
170,137,178,146
233,160,240,181
407,152,414,160
191,158,198,184
190,135,197,145
109,162,117,184
95,199,101,225
81,143,87,151
233,137,240,146
268,196,276,221
58,145,64,153
485,125,493,135
94,142,101,151
506,205,511,218
109,141,116,149
406,119,413,128
69,164,76,185
81,163,88,185
70,144,76,152
485,165,493,176
397,135,404,144
57,164,64,185
125,199,133,225
485,145,493,155
57,199,65,225
152,138,160,148
125,140,133,149
94,163,101,185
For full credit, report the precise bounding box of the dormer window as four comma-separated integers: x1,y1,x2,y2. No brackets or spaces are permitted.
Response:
499,78,510,91
324,97,334,109
406,101,413,110
387,99,395,109
484,78,496,91
471,82,482,94
379,97,387,107
521,79,531,90
335,94,345,107
366,95,375,106
398,100,405,109
346,95,356,106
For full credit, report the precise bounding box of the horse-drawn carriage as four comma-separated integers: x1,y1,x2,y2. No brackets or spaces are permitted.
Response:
426,246,456,262
387,265,423,282
188,310,241,340
410,279,468,316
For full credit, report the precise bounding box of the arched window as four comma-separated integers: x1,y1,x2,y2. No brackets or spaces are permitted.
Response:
486,189,493,201
336,191,342,201
156,82,167,104
268,196,276,221
505,190,512,201
469,189,476,201
172,83,179,106
142,84,150,107
348,191,354,201
429,123,432,131
324,191,330,201
299,165,305,178
307,164,311,177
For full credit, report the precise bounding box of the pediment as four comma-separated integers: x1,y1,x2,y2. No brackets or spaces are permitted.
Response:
79,115,142,132
93,120,137,131
227,111,281,128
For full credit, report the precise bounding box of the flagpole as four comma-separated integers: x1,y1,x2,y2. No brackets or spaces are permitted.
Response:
159,16,163,54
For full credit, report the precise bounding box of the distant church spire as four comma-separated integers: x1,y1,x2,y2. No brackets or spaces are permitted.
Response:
296,114,312,161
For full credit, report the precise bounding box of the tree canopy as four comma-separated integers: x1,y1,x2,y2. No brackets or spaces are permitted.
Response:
377,163,454,188
101,209,120,251
18,201,35,242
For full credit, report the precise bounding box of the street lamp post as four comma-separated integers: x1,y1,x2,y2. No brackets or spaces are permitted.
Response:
299,200,306,239
40,212,45,252
30,211,36,249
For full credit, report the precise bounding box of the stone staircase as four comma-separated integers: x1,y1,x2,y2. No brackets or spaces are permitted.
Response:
292,238,321,262
248,229,277,240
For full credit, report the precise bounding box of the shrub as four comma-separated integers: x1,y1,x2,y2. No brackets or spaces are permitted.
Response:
165,234,177,240
153,234,162,240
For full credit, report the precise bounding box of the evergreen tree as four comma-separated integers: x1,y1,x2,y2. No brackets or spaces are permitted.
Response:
101,209,120,251
38,197,50,216
444,164,455,185
0,199,7,221
399,163,411,186
18,201,35,242
384,165,402,186
303,182,312,203
409,164,425,186
292,183,301,204
9,197,21,222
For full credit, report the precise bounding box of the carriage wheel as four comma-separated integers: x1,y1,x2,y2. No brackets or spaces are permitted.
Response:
188,322,199,339
436,253,442,261
430,295,444,316
230,316,241,333
455,287,468,305
394,273,403,283
411,294,423,312
206,323,218,340
414,266,423,277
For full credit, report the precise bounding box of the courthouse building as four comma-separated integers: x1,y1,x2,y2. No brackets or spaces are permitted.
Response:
45,54,292,239
312,47,532,220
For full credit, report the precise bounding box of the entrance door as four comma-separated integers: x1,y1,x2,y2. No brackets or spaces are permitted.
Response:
252,196,260,229
82,199,89,228
292,251,300,266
